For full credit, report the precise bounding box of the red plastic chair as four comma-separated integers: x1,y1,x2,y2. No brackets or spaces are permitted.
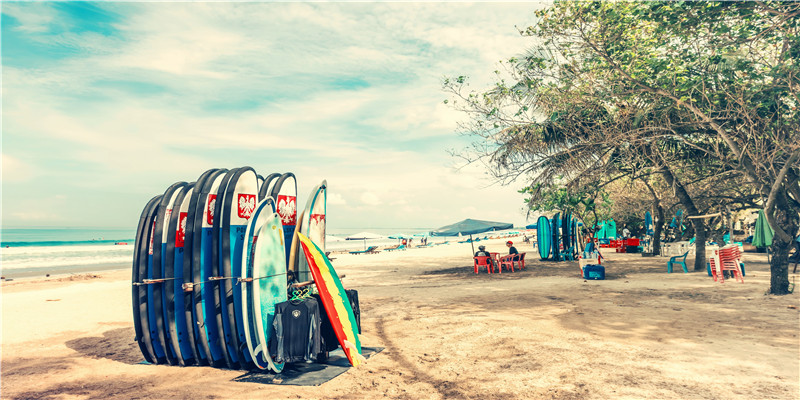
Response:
719,246,744,283
709,246,744,283
473,256,494,274
498,254,515,273
513,253,526,270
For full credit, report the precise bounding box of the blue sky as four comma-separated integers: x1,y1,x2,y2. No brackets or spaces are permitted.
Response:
2,2,545,230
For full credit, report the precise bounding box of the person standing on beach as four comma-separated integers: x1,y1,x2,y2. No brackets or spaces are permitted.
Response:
506,241,518,255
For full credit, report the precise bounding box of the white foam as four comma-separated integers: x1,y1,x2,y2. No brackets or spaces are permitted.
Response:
1,245,134,270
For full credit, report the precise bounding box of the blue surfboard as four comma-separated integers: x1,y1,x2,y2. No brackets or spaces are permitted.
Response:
551,213,561,261
167,183,196,366
133,195,160,364
537,216,550,260
221,167,259,368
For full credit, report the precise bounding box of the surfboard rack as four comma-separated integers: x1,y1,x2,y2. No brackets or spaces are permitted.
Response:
133,278,173,285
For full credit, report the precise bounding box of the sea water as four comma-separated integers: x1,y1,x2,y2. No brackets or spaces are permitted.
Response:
1,228,136,278
0,227,438,279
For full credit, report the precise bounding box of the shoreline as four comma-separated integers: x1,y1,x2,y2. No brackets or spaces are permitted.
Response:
1,263,130,281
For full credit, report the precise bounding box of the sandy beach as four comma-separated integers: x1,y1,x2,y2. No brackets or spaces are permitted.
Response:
2,237,799,400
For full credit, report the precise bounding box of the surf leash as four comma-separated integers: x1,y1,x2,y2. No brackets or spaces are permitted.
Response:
237,271,288,283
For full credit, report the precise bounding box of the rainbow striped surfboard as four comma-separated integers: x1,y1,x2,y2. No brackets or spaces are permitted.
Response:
297,233,364,367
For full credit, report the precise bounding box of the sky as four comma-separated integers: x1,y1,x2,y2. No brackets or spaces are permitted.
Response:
1,2,547,231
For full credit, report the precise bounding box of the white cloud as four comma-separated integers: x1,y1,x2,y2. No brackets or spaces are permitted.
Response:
1,154,36,183
2,3,57,33
327,192,346,205
10,211,62,222
360,192,381,206
1,2,542,228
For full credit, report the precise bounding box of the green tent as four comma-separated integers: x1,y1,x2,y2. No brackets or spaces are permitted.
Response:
606,219,617,239
753,209,774,248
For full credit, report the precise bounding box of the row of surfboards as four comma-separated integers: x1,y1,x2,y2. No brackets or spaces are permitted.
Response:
536,213,582,261
132,167,362,372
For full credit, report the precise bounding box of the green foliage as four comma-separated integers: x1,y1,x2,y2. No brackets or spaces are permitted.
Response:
444,0,799,293
520,183,612,227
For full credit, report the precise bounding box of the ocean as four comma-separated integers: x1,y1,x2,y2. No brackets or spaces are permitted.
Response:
0,227,438,279
1,228,136,278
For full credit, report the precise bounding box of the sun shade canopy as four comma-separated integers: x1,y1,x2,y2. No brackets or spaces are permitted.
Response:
430,219,513,236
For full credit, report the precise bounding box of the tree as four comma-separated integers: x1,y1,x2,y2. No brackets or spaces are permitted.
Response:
445,1,799,294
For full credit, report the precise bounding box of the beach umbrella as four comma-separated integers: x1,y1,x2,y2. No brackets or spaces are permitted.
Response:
346,231,384,250
525,223,537,229
430,218,513,254
345,232,383,240
752,209,774,248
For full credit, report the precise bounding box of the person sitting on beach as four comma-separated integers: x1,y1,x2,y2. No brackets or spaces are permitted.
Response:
506,241,518,255
622,225,631,239
475,245,491,258
475,245,496,269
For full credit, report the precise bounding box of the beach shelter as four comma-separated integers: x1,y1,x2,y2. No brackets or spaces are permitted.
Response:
431,218,513,254
346,231,384,250
753,209,774,248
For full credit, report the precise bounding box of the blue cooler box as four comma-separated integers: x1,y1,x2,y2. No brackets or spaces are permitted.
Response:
583,264,605,280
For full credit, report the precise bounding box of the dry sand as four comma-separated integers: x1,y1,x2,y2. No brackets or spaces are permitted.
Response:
2,238,799,399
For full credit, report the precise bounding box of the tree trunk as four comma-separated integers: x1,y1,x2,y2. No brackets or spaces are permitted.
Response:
653,205,663,256
769,194,799,295
770,235,791,295
693,220,707,272
641,178,663,255
660,166,706,271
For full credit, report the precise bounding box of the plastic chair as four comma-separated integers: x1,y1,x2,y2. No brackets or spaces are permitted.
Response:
715,245,744,283
560,246,575,260
349,246,379,255
473,256,494,274
514,253,526,270
667,251,689,273
498,254,516,273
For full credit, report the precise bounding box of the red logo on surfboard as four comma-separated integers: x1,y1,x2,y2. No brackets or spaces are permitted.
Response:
310,213,325,226
206,194,217,225
238,194,256,219
176,212,187,247
277,195,297,225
